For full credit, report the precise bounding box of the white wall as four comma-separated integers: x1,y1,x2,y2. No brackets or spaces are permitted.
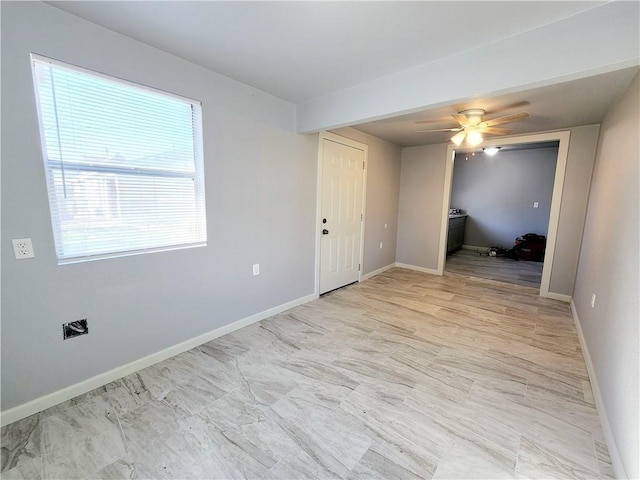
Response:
297,2,639,133
395,127,598,296
1,3,317,412
451,147,558,248
572,73,639,479
330,127,401,274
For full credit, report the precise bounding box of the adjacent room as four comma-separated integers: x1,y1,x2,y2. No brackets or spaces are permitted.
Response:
445,141,559,289
1,2,638,479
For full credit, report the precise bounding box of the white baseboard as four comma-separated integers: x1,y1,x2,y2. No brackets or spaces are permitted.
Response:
361,263,396,281
541,291,572,303
570,300,627,479
462,244,488,251
394,262,440,276
0,292,317,427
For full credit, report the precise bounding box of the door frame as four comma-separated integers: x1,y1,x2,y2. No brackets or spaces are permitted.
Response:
315,131,369,297
437,131,571,300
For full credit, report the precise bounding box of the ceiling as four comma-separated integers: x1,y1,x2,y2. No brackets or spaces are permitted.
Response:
352,67,639,147
50,1,604,105
49,1,637,147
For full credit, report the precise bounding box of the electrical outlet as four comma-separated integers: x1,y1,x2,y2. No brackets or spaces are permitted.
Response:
379,242,383,249
384,224,388,229
533,202,539,208
12,238,34,259
591,293,596,308
253,263,260,276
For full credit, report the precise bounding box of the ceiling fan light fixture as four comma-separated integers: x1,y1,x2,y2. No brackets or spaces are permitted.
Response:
483,146,501,156
466,129,483,146
419,109,529,146
451,131,466,146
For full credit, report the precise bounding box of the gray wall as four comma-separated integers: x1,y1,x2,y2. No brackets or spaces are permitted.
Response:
1,3,318,410
396,144,448,270
451,147,558,248
395,126,599,296
548,125,599,295
573,74,639,479
330,127,401,274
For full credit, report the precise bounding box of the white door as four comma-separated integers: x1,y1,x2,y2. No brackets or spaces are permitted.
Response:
319,138,365,294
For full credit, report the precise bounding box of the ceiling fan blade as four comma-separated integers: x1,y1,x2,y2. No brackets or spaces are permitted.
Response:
414,119,450,125
479,112,529,128
416,127,462,133
452,113,471,127
478,126,512,135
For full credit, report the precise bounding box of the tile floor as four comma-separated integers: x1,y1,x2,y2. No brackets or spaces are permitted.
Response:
1,268,613,479
446,248,543,288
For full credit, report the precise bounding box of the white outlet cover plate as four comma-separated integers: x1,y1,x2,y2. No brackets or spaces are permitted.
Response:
12,238,35,259
253,264,260,275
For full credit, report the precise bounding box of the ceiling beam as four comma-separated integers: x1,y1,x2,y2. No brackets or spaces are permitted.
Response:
296,2,639,134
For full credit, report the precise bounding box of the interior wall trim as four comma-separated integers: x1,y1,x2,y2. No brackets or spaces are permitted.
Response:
437,131,572,300
461,244,488,252
394,262,440,276
361,263,396,281
315,131,369,296
0,292,318,427
542,291,572,303
570,300,627,479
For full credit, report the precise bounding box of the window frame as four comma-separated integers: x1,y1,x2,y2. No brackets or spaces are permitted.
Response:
30,53,207,264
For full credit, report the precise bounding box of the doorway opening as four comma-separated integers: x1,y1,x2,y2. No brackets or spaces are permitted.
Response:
445,141,559,288
437,132,571,299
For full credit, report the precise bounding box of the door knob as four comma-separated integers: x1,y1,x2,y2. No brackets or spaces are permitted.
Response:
322,229,329,235
322,218,327,224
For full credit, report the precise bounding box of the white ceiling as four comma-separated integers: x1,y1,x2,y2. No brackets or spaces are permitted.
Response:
50,1,604,104
49,1,637,147
352,67,639,147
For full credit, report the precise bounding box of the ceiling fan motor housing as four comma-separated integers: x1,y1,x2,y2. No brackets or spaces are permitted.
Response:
460,109,486,125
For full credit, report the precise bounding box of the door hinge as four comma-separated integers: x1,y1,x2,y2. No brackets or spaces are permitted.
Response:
363,161,365,170
358,264,361,271
361,213,363,221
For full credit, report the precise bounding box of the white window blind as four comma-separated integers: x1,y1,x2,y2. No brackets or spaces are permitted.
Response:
31,54,207,264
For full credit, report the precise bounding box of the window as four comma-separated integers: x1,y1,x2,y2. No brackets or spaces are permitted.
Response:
31,54,207,264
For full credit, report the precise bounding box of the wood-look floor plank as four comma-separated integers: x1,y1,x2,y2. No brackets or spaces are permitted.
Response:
1,268,610,479
446,248,543,288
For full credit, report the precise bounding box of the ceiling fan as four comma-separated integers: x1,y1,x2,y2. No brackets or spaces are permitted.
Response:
416,109,529,146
